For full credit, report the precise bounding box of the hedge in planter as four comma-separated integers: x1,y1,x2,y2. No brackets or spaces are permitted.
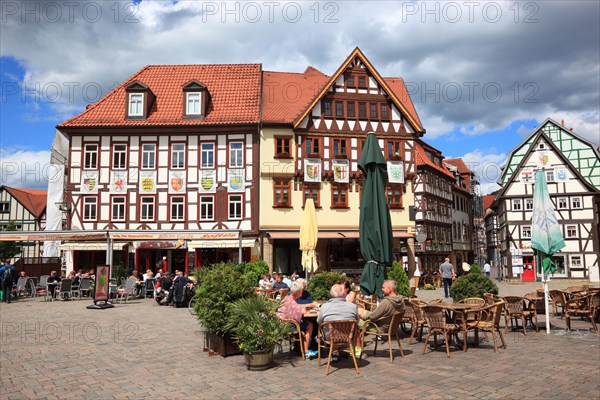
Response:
307,271,350,301
386,261,410,297
450,265,498,302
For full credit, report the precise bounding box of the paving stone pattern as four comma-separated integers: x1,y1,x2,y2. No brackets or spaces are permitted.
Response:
1,280,599,399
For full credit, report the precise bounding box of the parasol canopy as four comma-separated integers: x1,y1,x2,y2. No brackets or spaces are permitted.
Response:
300,198,319,273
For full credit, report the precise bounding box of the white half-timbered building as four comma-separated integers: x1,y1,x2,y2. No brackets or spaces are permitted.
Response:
56,64,262,273
493,119,600,281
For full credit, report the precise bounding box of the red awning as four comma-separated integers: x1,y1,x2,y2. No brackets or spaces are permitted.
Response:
268,231,414,239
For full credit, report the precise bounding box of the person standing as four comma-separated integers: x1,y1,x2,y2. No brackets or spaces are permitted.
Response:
438,258,456,299
483,261,491,278
0,259,17,303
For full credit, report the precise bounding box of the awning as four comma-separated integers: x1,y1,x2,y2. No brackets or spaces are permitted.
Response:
268,231,414,239
60,242,129,251
187,239,256,249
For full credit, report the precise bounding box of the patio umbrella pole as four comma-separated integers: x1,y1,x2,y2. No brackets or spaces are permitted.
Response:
541,252,551,334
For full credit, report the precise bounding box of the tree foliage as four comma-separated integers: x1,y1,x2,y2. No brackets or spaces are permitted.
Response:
242,260,269,287
387,260,410,297
307,271,350,301
450,264,498,302
0,221,21,261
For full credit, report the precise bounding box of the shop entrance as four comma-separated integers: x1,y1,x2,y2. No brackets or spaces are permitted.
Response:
137,249,187,274
522,256,536,281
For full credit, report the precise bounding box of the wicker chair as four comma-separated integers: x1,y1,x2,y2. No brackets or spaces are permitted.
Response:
408,299,428,344
361,311,404,363
474,301,507,353
281,318,305,359
565,293,600,333
483,293,495,306
421,305,462,357
457,298,485,307
549,290,566,317
427,298,444,304
317,320,360,375
503,296,538,335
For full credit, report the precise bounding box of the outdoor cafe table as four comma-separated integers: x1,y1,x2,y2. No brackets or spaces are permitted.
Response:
439,303,483,352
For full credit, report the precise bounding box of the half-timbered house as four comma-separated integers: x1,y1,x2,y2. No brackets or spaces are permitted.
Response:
0,186,47,258
482,194,500,278
56,64,262,273
493,118,600,281
259,48,421,276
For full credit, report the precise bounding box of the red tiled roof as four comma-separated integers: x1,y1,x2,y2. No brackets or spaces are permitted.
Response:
58,64,262,127
482,195,496,212
2,186,47,218
445,158,473,192
415,142,455,179
383,77,423,132
262,67,329,123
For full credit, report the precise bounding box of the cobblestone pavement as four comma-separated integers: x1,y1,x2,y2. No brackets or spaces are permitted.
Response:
1,280,599,400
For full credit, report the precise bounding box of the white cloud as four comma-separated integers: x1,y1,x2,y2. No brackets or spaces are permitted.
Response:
452,149,508,195
0,147,51,190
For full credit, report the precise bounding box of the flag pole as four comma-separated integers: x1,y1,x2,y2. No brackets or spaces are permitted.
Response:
541,253,551,334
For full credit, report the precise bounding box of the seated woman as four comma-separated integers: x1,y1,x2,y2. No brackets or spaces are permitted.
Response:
294,278,313,304
276,281,318,358
342,280,356,303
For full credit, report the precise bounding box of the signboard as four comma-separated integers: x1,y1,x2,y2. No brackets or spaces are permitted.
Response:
111,232,239,240
139,171,157,194
535,151,550,168
228,169,245,192
93,265,110,302
332,159,349,183
199,170,217,193
519,168,534,184
168,171,186,194
134,240,187,249
110,171,127,194
387,160,405,183
554,166,569,182
81,171,99,194
304,158,322,182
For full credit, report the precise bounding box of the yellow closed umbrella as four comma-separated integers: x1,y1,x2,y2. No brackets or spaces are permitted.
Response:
300,198,319,275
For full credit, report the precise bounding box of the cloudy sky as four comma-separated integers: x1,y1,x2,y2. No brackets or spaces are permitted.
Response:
1,0,599,193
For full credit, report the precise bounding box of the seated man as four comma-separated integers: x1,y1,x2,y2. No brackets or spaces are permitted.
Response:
317,284,360,356
272,275,289,290
358,280,405,333
277,281,318,358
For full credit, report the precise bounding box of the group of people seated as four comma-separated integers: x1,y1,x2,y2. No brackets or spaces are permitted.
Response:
46,268,95,300
258,272,297,291
275,277,404,359
151,269,195,307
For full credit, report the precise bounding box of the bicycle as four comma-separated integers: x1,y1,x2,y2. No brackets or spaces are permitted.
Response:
189,294,198,316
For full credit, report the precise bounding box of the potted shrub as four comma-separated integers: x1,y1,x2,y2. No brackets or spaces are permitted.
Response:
225,295,290,370
194,262,255,356
450,265,498,302
307,271,350,301
386,260,410,297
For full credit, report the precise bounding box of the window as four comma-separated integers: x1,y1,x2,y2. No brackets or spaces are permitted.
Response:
571,196,582,209
566,225,578,238
0,202,9,213
358,102,366,118
83,197,97,221
323,100,332,116
140,196,155,221
273,178,291,207
335,101,343,117
111,197,126,221
370,103,378,119
546,170,554,182
229,142,243,167
358,138,366,159
386,140,401,159
170,196,185,221
303,183,320,207
386,185,403,208
346,76,354,87
570,255,582,268
331,183,348,208
525,198,533,210
333,139,348,157
347,102,355,118
128,93,143,116
358,76,366,88
199,196,214,221
112,143,127,169
84,144,98,169
171,143,185,169
275,137,292,158
381,104,389,119
521,226,531,238
200,142,214,168
305,137,321,156
141,143,156,169
186,92,201,115
512,199,522,211
229,195,243,220
557,197,568,209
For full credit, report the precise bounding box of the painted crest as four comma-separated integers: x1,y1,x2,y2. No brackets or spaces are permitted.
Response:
171,177,183,192
387,161,405,184
84,178,96,192
554,167,568,182
227,169,245,192
520,168,534,184
535,151,550,168
304,159,322,183
332,159,349,183
199,170,216,193
141,177,155,192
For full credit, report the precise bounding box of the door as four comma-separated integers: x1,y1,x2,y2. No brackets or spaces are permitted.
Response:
522,256,535,281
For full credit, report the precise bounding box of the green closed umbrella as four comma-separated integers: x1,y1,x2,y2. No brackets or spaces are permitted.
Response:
358,132,394,299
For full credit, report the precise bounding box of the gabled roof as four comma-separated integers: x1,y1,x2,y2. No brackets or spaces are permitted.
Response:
415,141,455,179
445,158,474,192
291,47,424,133
482,195,496,212
1,186,47,218
58,64,262,128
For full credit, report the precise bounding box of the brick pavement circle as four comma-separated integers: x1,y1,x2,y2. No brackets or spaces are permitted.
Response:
1,282,599,400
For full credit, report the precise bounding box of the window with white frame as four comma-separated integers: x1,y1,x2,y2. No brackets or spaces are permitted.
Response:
546,170,554,182
229,194,243,220
557,197,568,209
186,92,201,115
112,143,127,169
199,196,214,221
565,224,578,238
525,198,533,210
140,196,155,221
83,197,97,221
201,143,214,168
229,142,243,168
512,199,522,211
521,226,531,238
0,202,9,213
570,255,582,268
142,143,156,169
128,93,143,116
171,143,185,169
571,196,582,209
84,144,98,169
170,197,185,221
112,197,126,221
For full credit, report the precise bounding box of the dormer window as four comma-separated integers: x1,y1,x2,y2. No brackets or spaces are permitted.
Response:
129,93,144,116
182,79,209,119
125,80,154,120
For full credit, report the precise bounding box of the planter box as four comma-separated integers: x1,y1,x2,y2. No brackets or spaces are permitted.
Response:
206,332,241,357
